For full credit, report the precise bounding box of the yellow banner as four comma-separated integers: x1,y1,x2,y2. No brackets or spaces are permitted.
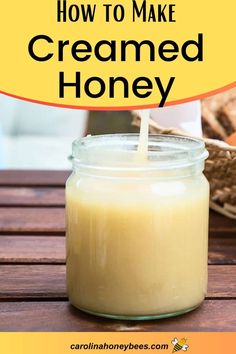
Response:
0,0,235,109
0,332,235,354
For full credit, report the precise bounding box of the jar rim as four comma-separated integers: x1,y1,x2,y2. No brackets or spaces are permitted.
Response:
72,134,208,172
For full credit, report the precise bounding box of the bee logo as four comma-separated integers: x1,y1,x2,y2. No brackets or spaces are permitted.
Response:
171,338,189,353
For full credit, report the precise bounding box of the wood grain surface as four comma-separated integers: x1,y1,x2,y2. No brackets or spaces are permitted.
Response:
0,236,65,264
0,170,70,187
208,237,236,264
0,207,235,235
0,300,235,332
0,265,235,300
0,187,65,206
0,208,65,233
0,236,235,265
0,170,235,331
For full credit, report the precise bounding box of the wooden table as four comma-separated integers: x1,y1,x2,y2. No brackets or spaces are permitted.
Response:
0,170,235,332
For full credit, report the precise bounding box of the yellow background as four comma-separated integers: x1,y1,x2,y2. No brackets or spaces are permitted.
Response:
0,332,234,354
0,0,235,109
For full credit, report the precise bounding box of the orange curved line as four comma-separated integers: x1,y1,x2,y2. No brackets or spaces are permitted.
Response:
165,82,236,107
0,82,235,111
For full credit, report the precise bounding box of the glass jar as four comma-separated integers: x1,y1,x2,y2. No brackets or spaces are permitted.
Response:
66,134,209,320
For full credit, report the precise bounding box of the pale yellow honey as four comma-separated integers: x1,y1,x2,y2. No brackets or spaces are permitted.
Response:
66,173,209,316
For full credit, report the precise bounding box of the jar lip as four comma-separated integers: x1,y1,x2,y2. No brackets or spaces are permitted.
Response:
72,134,208,172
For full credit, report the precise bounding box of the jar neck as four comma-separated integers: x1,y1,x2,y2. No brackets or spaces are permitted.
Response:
72,160,205,179
71,134,208,179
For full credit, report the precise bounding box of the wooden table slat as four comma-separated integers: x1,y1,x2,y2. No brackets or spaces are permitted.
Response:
0,265,235,300
0,208,235,235
0,170,70,187
209,212,236,235
0,300,235,332
0,236,65,264
0,208,65,234
0,187,64,206
0,170,235,331
0,236,235,265
0,182,235,236
208,237,236,264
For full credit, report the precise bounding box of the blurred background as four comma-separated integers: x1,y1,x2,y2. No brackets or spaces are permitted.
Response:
1,88,235,170
0,94,135,170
